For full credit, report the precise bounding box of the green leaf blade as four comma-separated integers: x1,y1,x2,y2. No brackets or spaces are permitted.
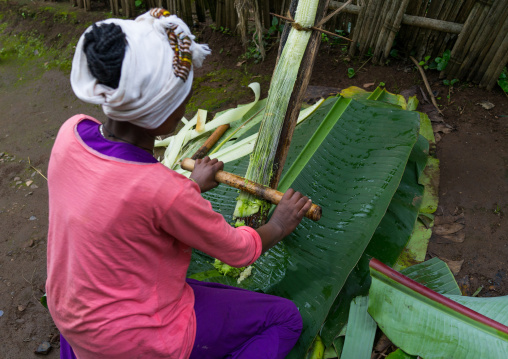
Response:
341,296,377,359
369,259,508,359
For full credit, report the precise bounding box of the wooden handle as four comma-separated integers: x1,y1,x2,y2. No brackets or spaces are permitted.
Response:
191,124,230,160
181,158,322,221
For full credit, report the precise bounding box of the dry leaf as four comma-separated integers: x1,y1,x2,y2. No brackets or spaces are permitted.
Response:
434,231,466,244
440,257,464,275
363,82,375,88
434,213,465,225
236,61,246,67
25,180,33,187
434,222,464,236
373,334,392,352
477,100,494,110
433,123,453,134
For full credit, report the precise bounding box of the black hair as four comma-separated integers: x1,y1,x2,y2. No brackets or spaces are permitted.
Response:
83,23,126,89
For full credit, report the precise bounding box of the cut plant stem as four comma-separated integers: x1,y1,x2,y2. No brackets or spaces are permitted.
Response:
191,124,230,160
209,107,265,156
233,0,321,225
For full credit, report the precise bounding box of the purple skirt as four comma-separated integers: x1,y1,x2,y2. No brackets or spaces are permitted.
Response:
60,279,301,359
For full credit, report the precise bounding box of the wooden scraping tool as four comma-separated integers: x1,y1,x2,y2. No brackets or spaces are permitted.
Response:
180,158,322,221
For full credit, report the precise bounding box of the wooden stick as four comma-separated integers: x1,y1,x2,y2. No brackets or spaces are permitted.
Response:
315,0,352,28
471,4,508,83
181,158,322,221
328,1,464,34
270,12,353,42
410,56,443,116
191,124,230,160
382,0,409,63
210,107,265,156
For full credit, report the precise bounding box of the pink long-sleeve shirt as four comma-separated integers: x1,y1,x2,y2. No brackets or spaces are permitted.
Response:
46,115,262,358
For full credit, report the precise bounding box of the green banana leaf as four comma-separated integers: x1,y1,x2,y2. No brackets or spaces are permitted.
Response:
319,87,439,345
333,337,344,358
320,134,429,345
399,257,461,295
341,296,377,359
369,259,508,358
385,349,416,359
187,95,420,357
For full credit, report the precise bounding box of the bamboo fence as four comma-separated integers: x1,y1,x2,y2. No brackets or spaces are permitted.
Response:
328,0,507,90
72,0,507,90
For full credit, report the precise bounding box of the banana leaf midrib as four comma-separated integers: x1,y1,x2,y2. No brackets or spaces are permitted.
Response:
370,264,508,341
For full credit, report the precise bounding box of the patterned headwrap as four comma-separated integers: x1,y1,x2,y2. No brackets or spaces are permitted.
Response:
70,9,211,129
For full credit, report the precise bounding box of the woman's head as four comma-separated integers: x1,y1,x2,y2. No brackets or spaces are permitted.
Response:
70,9,210,130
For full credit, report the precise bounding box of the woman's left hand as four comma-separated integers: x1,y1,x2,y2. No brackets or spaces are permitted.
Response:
189,156,224,193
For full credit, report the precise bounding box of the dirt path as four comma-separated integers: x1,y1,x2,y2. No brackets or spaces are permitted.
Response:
1,2,507,357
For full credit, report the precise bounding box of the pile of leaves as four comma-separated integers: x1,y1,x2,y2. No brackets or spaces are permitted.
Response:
157,86,507,358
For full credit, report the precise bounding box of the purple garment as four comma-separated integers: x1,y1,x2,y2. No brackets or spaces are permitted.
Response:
188,279,302,359
76,119,158,163
60,334,77,359
59,118,303,359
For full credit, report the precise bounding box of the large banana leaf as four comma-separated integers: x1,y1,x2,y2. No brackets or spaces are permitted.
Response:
369,259,508,358
320,129,429,346
187,95,420,356
319,87,438,346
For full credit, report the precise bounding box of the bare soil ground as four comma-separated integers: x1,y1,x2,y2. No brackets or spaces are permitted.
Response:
0,2,507,358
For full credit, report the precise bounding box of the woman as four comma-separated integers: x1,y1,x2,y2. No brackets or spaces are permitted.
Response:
47,9,311,359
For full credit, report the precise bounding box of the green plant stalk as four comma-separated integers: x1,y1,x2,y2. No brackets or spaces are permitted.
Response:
233,0,320,220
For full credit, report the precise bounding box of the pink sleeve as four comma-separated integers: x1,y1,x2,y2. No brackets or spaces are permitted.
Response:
160,181,262,268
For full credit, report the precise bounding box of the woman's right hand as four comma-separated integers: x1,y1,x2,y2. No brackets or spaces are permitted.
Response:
256,189,312,253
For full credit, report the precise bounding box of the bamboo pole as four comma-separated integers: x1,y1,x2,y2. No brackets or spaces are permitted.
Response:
355,0,376,56
181,158,323,221
360,0,385,57
372,0,397,64
424,0,454,59
381,0,409,63
415,0,444,60
366,0,392,59
445,1,483,79
397,0,423,50
476,13,508,85
191,125,230,160
457,0,501,81
195,0,206,23
206,0,217,22
216,0,224,27
452,0,492,75
456,0,476,24
109,0,119,15
180,0,193,27
482,31,508,90
406,0,430,54
260,0,271,29
459,1,508,81
432,0,463,58
348,0,367,57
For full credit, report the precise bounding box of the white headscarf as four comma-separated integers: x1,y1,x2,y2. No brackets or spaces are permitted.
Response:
70,9,211,129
